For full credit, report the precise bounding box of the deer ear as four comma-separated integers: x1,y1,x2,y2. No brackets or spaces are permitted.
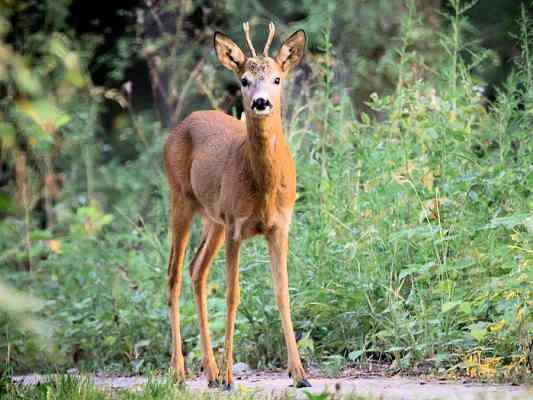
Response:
214,32,246,73
275,30,306,73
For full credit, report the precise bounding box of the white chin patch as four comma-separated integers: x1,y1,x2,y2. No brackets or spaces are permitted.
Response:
252,107,272,116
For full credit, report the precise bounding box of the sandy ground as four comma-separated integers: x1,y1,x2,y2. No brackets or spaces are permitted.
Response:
12,371,533,400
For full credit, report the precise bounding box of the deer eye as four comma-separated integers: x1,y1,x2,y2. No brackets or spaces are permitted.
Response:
274,77,281,85
240,77,249,87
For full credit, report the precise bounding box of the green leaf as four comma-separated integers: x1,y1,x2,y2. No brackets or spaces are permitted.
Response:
13,58,42,95
104,336,117,346
470,327,487,342
398,261,435,280
441,301,461,313
16,99,70,136
0,192,16,213
348,350,364,361
460,302,472,315
134,339,151,352
49,34,69,59
483,213,531,230
0,122,16,148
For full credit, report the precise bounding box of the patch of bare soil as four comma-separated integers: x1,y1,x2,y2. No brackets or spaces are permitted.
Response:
12,371,533,400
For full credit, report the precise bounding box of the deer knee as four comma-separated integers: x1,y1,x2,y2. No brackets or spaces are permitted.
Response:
191,270,204,295
167,271,177,306
191,274,200,293
226,285,241,309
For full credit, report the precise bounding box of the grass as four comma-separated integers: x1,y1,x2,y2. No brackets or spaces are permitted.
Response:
3,374,532,400
2,375,377,400
1,0,532,385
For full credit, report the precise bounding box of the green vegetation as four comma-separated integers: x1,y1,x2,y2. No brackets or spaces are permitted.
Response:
3,375,378,400
1,0,532,388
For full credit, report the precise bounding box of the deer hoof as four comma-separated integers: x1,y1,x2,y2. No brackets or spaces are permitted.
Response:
174,380,186,388
223,383,233,391
296,378,312,388
207,380,221,389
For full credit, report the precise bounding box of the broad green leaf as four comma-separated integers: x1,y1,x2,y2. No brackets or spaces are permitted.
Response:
483,213,531,230
442,301,461,313
13,57,42,95
470,327,487,342
0,121,16,148
16,99,70,136
460,302,472,315
348,350,364,361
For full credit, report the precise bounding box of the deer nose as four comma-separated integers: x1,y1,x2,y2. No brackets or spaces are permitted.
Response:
251,97,272,111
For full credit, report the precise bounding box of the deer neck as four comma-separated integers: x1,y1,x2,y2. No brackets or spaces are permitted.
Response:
244,111,285,209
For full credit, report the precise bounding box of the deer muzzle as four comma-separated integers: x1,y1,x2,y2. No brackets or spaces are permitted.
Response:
251,97,273,115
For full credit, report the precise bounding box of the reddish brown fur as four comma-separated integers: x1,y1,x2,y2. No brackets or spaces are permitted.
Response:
164,23,308,388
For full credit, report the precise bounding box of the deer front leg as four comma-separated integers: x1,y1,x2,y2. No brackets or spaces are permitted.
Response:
168,201,192,383
267,226,311,388
221,229,241,390
190,222,224,387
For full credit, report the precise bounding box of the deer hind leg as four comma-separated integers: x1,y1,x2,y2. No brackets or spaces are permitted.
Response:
267,227,311,388
220,230,241,390
189,220,224,387
168,195,193,383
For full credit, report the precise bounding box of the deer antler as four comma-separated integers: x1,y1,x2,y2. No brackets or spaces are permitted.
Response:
242,21,257,57
263,22,276,57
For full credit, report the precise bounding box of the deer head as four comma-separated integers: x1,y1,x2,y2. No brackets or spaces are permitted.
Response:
214,21,306,118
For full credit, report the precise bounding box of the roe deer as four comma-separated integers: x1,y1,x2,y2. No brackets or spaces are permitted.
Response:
164,21,310,389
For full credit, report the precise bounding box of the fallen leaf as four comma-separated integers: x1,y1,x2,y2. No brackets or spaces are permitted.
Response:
422,170,434,191
48,239,62,254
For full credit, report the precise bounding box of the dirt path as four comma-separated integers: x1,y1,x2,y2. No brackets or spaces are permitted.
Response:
13,372,532,399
